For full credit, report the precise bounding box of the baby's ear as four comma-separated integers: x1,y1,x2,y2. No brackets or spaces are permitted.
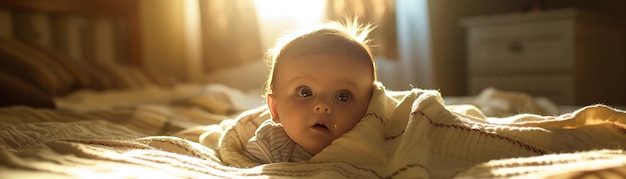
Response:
267,94,281,123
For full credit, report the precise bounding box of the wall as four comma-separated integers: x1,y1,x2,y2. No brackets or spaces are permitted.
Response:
428,0,515,96
547,1,626,104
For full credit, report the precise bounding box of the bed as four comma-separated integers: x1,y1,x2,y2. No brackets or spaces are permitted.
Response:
2,0,626,178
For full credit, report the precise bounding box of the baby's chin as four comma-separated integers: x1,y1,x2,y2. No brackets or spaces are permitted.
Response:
301,141,332,155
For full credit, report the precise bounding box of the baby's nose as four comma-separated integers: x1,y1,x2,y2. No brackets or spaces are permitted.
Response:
313,103,332,114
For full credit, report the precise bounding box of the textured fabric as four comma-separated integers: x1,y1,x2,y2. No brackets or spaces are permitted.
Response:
218,82,626,178
244,119,312,163
3,82,626,178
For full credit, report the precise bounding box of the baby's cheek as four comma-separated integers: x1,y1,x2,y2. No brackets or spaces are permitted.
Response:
340,116,362,134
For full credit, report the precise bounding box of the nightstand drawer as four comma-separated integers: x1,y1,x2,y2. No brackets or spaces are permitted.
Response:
469,74,574,105
467,20,574,73
463,9,625,105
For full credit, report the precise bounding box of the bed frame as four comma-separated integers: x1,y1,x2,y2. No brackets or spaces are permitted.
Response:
0,0,141,66
0,0,146,108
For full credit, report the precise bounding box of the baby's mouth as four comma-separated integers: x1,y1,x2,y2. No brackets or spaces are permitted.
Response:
312,123,329,130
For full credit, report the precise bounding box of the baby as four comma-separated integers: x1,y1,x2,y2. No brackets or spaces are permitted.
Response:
244,20,378,163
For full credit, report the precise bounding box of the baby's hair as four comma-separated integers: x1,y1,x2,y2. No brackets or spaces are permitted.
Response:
263,18,377,96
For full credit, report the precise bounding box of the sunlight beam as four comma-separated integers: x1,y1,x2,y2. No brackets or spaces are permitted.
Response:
254,0,326,25
254,0,326,50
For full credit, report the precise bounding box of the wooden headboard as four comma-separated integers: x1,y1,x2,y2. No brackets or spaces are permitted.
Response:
0,0,141,66
0,0,162,108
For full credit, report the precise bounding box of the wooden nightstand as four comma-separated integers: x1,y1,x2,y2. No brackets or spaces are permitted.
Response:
461,8,625,105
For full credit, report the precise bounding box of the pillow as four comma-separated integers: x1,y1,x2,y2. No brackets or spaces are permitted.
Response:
95,62,157,89
0,37,61,95
79,63,114,90
0,71,55,108
170,84,264,115
139,68,177,88
65,61,157,90
5,38,77,95
27,41,92,92
124,65,154,88
107,64,154,88
171,87,237,115
91,61,135,89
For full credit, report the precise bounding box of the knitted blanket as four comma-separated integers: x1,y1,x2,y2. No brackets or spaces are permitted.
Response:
216,82,626,178
2,83,626,178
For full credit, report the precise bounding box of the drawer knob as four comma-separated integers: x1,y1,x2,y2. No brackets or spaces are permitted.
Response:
508,41,524,54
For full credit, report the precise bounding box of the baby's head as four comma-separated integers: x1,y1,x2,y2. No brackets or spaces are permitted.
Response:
264,20,377,155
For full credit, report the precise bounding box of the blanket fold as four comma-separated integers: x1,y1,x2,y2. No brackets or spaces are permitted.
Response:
3,83,626,178
217,82,626,178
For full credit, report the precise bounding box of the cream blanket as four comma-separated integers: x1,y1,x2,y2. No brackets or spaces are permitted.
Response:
216,82,626,178
2,83,626,178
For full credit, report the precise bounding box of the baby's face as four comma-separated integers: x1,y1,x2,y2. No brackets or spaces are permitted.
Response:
267,54,373,155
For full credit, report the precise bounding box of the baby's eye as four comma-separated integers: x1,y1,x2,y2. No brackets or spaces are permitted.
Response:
335,90,351,101
297,86,313,97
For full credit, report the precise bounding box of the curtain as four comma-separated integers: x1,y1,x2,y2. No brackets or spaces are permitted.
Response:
326,0,397,60
198,0,263,72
